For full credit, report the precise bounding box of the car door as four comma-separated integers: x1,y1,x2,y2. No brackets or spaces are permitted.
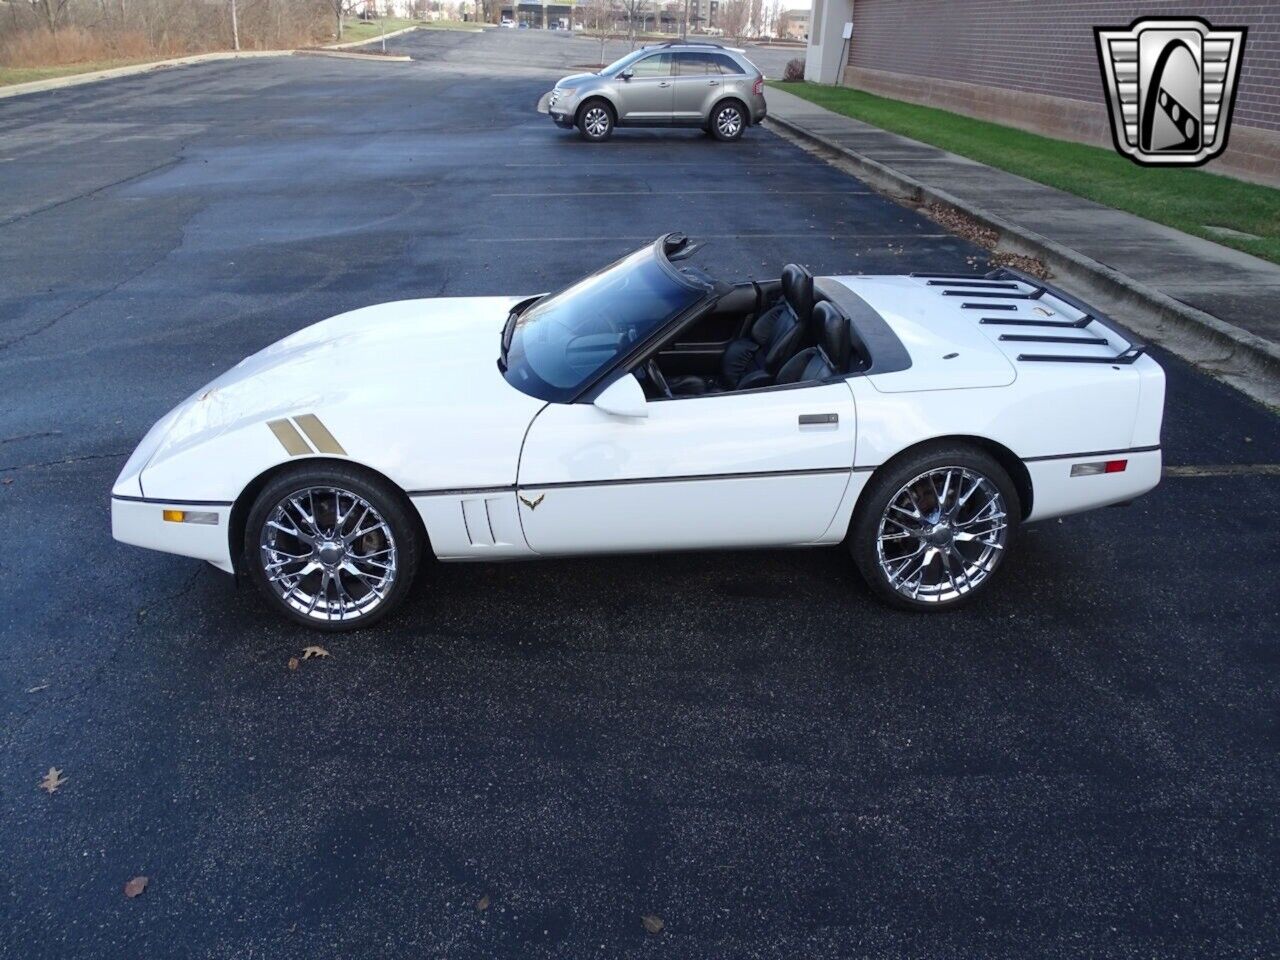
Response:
671,52,720,123
617,53,674,122
515,381,857,555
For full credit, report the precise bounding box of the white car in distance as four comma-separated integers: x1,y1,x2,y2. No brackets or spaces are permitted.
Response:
112,235,1165,631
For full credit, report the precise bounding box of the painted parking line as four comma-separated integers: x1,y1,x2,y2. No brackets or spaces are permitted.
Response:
490,189,873,198
1164,464,1280,477
468,233,952,242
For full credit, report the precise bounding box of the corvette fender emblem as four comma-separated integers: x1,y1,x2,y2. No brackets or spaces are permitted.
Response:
518,492,545,511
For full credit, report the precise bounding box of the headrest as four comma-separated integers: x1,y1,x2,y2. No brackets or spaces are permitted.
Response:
781,264,814,319
815,301,851,371
762,310,805,369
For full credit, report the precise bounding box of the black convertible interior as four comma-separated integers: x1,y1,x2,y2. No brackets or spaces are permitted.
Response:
638,263,873,401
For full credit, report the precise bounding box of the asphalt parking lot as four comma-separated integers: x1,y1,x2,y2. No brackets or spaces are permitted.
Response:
2,28,1278,959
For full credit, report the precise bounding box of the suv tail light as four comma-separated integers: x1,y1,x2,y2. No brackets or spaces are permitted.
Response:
752,75,764,96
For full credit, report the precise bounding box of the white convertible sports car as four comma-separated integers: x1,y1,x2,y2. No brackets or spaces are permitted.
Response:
112,234,1165,631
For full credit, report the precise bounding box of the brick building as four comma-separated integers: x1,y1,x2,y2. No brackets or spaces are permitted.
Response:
804,1,1279,185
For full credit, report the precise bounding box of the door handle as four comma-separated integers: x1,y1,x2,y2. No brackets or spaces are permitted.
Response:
658,81,671,87
799,413,838,426
708,80,719,86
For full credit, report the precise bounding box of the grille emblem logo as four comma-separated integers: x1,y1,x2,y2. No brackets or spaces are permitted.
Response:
1094,17,1247,167
518,493,545,511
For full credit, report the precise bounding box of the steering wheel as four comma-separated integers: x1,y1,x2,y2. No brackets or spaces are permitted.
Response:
646,359,673,399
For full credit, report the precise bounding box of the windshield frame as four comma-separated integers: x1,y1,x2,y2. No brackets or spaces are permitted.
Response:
599,48,654,77
500,235,716,404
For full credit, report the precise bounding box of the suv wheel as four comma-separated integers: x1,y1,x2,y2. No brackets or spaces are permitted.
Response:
577,100,614,142
710,101,746,141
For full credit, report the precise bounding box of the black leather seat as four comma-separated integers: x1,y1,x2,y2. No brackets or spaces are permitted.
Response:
776,301,858,384
668,264,814,395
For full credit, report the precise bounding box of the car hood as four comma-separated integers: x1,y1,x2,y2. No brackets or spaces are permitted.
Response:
556,72,598,88
119,297,549,500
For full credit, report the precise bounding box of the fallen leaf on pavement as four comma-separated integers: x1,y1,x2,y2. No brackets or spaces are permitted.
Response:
641,914,665,935
124,876,148,899
287,657,299,671
476,894,490,911
301,646,329,660
39,767,67,794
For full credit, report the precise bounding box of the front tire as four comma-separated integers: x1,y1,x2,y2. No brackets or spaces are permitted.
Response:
850,445,1019,611
710,101,746,141
577,100,614,141
244,464,422,632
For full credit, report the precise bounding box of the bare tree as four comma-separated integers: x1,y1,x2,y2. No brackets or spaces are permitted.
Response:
328,0,362,38
716,0,747,42
581,0,614,64
617,0,644,46
28,0,71,31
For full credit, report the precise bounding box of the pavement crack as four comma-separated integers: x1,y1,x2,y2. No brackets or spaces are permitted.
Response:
0,247,172,351
0,430,62,445
1,451,129,473
1164,464,1280,477
0,156,180,230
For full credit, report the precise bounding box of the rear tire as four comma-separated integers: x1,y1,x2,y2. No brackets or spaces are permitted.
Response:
849,444,1019,611
577,99,614,142
710,101,746,141
244,463,422,632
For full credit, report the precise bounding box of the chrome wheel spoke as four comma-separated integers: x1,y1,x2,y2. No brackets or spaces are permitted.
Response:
877,466,1009,603
260,485,398,622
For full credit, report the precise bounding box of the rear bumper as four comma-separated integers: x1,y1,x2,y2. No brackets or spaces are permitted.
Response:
1024,448,1162,523
112,496,235,574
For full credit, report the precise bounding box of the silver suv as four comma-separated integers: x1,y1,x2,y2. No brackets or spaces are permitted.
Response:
542,42,767,142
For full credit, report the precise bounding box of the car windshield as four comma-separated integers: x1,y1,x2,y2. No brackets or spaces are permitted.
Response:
502,241,709,402
599,49,650,76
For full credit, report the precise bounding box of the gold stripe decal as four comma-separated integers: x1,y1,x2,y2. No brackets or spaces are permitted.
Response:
268,419,312,457
294,414,347,456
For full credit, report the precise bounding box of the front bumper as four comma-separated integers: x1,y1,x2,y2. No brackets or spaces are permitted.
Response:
112,496,235,574
543,88,578,127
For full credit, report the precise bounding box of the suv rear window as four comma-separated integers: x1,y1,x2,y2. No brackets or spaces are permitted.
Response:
710,53,745,74
674,52,718,76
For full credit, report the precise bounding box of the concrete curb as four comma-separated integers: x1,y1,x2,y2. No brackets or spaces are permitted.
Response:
0,50,294,100
765,113,1280,398
296,49,413,62
0,24,422,100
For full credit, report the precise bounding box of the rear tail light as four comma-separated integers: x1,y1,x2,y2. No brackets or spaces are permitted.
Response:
753,75,764,96
1070,459,1128,477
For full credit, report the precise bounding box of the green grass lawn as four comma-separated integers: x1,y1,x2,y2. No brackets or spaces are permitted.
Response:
338,17,418,43
775,81,1280,265
0,59,157,87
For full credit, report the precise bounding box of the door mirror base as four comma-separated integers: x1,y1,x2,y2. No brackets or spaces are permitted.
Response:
592,374,648,418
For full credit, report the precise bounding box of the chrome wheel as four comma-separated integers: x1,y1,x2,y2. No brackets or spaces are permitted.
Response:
876,467,1008,604
582,106,610,138
715,106,743,138
259,486,398,623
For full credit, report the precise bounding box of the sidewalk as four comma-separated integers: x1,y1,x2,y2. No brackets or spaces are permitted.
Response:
765,86,1280,402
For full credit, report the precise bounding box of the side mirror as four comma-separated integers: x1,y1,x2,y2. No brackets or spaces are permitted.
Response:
592,374,648,419
619,70,633,80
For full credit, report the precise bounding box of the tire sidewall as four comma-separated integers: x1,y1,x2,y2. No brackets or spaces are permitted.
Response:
850,445,1020,611
711,102,745,141
244,464,421,632
577,100,614,142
